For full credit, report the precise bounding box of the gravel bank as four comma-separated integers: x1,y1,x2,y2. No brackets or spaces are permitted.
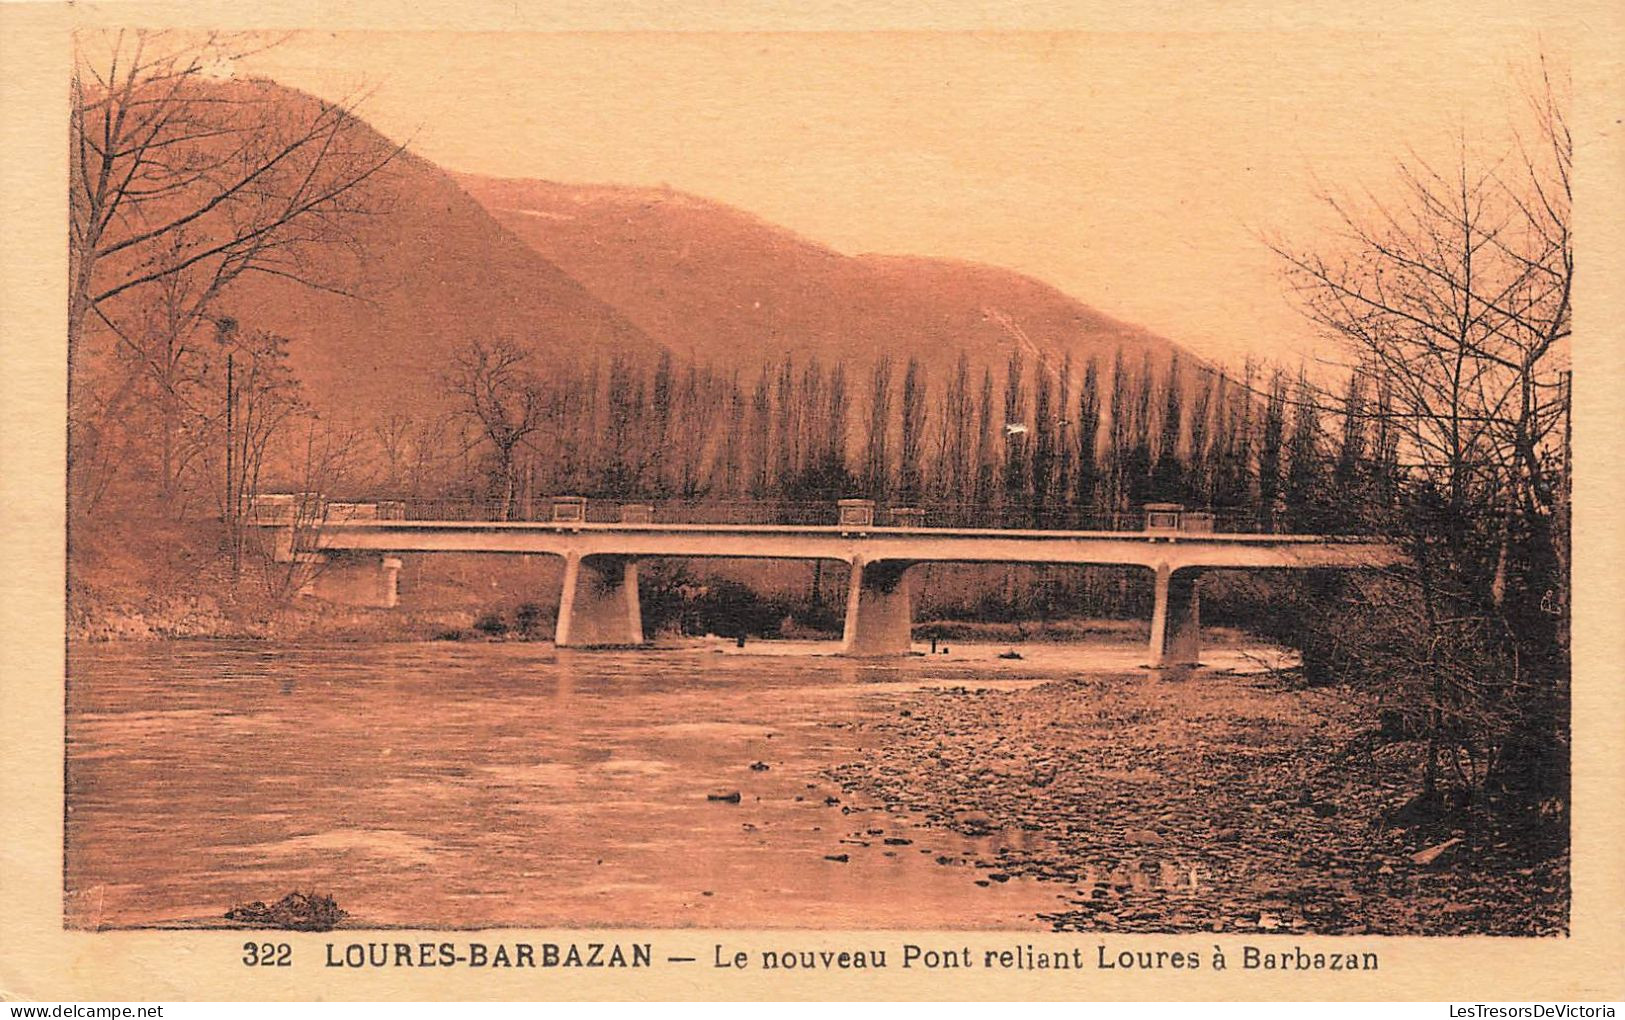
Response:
826,664,1568,936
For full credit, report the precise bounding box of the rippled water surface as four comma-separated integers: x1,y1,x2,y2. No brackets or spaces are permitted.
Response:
65,640,1116,930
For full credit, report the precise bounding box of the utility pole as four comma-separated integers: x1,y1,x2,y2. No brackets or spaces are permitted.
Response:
226,349,237,578
215,317,240,580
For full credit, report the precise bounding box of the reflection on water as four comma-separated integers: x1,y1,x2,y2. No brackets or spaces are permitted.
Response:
65,640,1108,930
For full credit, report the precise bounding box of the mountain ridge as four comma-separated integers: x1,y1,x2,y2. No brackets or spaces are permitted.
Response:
125,80,669,423
453,170,1190,383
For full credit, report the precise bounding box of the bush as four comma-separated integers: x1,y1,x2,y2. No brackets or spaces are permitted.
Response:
637,561,697,637
782,597,842,636
513,602,546,638
472,611,508,637
692,578,785,638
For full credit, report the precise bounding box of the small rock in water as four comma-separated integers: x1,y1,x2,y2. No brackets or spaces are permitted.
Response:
749,761,770,771
824,853,850,863
1411,838,1463,867
883,837,913,846
955,810,994,833
707,791,742,803
225,891,346,932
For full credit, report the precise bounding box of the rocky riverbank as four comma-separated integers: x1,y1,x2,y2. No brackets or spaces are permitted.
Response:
824,665,1568,936
67,593,479,644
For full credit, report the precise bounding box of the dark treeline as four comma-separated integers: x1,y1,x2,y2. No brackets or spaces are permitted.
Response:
425,338,1372,537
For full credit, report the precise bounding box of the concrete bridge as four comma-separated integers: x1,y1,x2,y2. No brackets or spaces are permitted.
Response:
252,496,1401,666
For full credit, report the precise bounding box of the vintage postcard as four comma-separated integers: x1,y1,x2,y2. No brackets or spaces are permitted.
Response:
1,0,1622,1002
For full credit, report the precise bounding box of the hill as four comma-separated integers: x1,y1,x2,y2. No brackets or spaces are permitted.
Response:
101,81,666,423
455,174,1186,381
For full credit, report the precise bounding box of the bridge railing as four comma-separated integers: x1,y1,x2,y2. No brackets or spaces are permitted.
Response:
315,496,1280,533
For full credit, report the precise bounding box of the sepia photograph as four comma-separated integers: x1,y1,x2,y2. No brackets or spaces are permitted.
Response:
52,23,1585,947
9,0,1625,1003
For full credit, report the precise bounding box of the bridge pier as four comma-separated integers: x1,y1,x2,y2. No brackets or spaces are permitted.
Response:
1147,565,1201,668
556,553,644,648
842,559,915,656
307,554,402,608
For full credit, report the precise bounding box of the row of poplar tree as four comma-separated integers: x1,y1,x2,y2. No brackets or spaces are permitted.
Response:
432,341,1399,536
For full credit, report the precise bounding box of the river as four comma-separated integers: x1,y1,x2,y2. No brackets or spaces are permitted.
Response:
64,639,1166,931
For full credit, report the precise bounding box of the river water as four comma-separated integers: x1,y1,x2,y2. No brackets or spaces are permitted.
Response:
64,639,1156,931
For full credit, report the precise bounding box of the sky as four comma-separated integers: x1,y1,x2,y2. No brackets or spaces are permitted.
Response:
240,29,1557,368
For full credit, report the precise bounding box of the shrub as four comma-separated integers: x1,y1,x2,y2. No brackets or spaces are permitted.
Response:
513,602,546,638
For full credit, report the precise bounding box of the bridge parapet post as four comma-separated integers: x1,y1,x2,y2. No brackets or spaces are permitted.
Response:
248,493,300,525
1144,503,1184,533
551,496,587,524
837,499,876,529
248,492,328,562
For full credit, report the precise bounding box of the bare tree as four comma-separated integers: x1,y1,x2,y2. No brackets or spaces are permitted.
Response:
446,338,544,520
251,415,376,601
863,356,894,501
372,412,417,495
71,31,403,342
898,356,927,505
69,30,403,509
1269,56,1572,824
1270,63,1570,526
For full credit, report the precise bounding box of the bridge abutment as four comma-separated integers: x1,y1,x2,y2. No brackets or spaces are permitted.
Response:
556,554,644,648
307,554,402,608
1147,565,1201,668
842,559,916,656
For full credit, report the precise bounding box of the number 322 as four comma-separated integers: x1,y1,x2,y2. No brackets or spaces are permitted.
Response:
243,942,292,966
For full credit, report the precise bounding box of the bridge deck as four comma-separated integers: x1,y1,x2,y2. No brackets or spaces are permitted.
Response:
306,520,1381,542
289,520,1403,572
260,518,1404,658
